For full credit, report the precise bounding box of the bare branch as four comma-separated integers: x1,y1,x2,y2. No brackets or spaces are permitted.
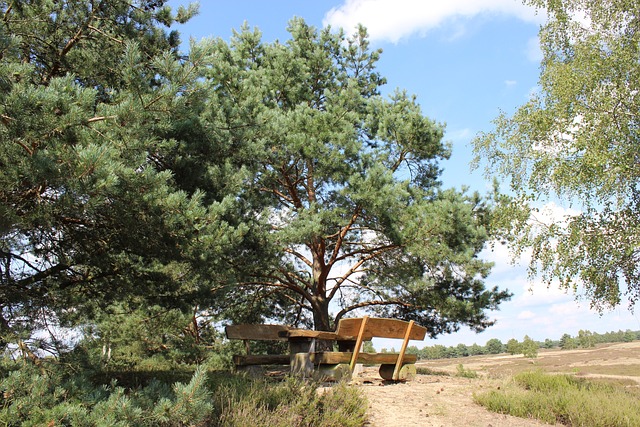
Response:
334,299,414,324
15,263,70,289
333,243,399,264
86,115,116,124
329,244,399,300
87,24,123,44
284,247,312,268
260,187,294,205
327,207,361,267
237,277,313,302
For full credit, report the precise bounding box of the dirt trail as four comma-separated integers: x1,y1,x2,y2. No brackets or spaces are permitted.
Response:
353,341,640,426
355,372,553,427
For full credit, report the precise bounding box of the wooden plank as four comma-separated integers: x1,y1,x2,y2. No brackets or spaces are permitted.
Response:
336,317,427,341
316,364,352,382
380,364,417,381
280,330,344,340
233,354,291,366
308,352,417,365
225,324,292,341
393,320,415,380
349,315,369,372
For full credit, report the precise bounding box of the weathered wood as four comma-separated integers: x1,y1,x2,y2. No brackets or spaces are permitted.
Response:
316,363,352,381
233,354,290,366
290,352,314,377
308,352,417,365
393,320,415,380
280,318,427,342
225,324,292,341
350,316,369,372
227,319,427,382
280,330,345,340
379,363,417,381
335,317,427,341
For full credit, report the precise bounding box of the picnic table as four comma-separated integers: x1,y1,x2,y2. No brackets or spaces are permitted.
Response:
225,316,428,381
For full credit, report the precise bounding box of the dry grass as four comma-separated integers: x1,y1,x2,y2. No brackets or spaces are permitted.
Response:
474,371,640,426
419,341,640,384
417,341,640,426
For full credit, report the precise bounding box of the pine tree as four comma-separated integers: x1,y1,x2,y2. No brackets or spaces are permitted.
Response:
203,19,511,333
0,1,247,350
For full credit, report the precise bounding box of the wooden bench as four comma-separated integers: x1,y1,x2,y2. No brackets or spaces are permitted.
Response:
225,324,294,373
281,316,428,381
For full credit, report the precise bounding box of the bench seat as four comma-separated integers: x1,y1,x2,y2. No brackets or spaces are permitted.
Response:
284,316,427,381
226,316,427,381
226,324,293,373
232,354,291,366
308,352,417,365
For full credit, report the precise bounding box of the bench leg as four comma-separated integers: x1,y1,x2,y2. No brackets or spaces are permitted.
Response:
291,352,314,377
291,355,352,382
379,363,416,381
316,364,352,382
235,365,266,377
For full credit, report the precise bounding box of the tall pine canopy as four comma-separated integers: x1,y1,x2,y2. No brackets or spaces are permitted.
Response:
1,1,510,350
203,20,511,334
0,1,251,347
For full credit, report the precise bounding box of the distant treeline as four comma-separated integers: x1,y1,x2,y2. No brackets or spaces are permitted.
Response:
378,329,640,360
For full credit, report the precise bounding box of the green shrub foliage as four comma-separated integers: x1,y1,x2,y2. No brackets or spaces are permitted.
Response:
0,360,366,426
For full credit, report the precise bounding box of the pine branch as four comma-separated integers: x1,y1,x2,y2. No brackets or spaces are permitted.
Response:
329,244,399,300
327,207,361,266
86,115,116,124
334,299,414,324
284,247,312,268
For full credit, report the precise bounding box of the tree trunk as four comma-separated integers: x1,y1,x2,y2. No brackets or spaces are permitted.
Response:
311,294,331,331
311,294,333,351
310,239,331,332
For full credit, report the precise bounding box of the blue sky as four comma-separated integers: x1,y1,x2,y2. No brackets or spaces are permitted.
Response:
169,0,640,348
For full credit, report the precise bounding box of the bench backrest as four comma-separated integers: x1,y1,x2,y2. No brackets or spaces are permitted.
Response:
225,324,292,341
335,317,427,341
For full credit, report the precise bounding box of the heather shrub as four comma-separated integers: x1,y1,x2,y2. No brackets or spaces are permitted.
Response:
0,360,366,426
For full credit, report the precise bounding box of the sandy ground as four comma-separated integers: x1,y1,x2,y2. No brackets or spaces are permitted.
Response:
352,341,640,427
354,372,554,427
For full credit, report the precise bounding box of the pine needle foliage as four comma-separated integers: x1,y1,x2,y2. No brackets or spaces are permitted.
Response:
0,359,367,426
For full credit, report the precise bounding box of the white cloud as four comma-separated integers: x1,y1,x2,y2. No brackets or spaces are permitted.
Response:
323,0,544,43
446,128,472,141
517,310,535,319
526,36,543,61
514,281,574,308
505,79,517,87
548,300,585,316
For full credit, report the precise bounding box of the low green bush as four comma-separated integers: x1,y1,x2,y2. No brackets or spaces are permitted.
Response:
416,366,450,376
474,370,640,426
0,360,367,426
455,364,478,378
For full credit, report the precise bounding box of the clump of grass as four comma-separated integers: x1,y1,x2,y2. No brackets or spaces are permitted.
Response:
416,367,450,376
455,364,478,378
474,370,640,426
218,377,366,427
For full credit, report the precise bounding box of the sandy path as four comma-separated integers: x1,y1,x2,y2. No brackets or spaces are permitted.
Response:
348,342,640,426
355,372,555,427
